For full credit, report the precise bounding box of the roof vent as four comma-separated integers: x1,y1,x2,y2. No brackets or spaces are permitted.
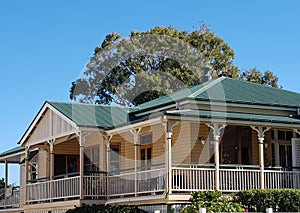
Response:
201,65,212,82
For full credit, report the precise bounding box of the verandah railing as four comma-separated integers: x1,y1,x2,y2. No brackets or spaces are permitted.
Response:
0,187,20,208
26,174,106,203
109,165,165,196
171,164,300,192
25,164,300,203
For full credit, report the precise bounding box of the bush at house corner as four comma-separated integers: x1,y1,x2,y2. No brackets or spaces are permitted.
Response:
66,204,147,213
235,189,300,212
181,190,244,213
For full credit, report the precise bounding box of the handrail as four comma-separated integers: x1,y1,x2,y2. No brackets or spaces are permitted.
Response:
109,163,165,175
26,177,50,184
26,172,80,184
53,172,79,179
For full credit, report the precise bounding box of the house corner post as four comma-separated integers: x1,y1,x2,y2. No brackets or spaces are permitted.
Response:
130,128,141,197
163,121,179,195
4,158,8,192
24,146,30,204
251,126,270,189
104,135,112,199
166,131,173,195
47,139,55,201
206,123,226,191
258,137,265,189
79,132,86,200
214,134,221,191
4,159,8,208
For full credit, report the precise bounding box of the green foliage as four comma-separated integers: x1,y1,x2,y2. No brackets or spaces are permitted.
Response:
65,204,146,213
70,25,239,106
235,189,300,212
70,25,279,106
0,178,4,189
240,68,279,88
181,191,243,213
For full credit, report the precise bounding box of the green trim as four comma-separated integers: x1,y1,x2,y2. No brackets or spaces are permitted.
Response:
0,147,25,158
165,109,300,125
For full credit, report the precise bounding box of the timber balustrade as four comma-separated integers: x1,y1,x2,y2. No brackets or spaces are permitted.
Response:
0,187,20,208
25,164,300,203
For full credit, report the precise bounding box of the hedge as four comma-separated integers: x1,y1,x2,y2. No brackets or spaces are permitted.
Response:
235,189,300,212
181,190,244,212
65,204,147,213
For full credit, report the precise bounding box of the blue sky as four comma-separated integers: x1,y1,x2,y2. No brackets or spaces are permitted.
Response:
1,0,300,184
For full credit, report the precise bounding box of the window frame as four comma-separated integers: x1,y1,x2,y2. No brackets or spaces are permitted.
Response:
84,146,100,174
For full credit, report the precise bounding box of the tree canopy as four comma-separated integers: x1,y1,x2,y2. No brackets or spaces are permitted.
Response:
0,178,4,189
240,68,279,88
70,25,279,106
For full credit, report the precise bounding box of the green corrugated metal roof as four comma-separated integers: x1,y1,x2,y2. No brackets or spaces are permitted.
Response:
165,109,300,125
48,101,129,129
195,77,300,106
0,146,25,158
134,77,300,112
132,78,215,112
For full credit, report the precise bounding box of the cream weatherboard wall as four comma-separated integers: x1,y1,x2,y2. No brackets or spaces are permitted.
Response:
25,109,77,147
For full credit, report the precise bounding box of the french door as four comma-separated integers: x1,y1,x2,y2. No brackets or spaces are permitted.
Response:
140,146,152,170
279,144,292,169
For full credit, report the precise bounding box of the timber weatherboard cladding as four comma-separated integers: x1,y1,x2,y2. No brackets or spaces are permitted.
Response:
172,122,192,164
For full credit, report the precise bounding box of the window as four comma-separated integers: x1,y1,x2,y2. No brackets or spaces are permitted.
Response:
278,130,293,141
31,163,38,180
209,140,215,163
29,152,39,180
110,145,120,172
54,155,79,176
271,143,275,167
271,130,275,140
84,146,100,174
279,144,292,168
140,133,152,145
141,147,152,170
140,133,153,170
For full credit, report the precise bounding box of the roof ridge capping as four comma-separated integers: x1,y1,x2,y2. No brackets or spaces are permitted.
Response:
47,100,130,110
133,77,218,112
226,76,300,94
187,76,226,98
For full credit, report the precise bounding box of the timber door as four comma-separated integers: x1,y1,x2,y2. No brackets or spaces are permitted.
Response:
141,147,152,170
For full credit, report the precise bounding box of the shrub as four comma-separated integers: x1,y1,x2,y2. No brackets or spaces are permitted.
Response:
66,204,147,213
235,189,300,212
181,190,244,213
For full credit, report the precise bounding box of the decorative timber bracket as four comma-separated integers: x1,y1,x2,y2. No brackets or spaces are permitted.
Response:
206,123,227,141
251,126,271,143
47,139,56,153
130,128,142,146
103,134,113,151
76,132,91,147
293,129,300,136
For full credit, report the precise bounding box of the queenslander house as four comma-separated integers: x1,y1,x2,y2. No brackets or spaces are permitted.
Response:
1,77,300,213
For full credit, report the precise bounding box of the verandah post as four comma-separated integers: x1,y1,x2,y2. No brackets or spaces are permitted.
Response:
130,128,141,197
79,132,86,200
24,146,29,204
206,123,226,191
251,126,270,189
47,139,55,201
4,158,8,208
163,120,179,195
